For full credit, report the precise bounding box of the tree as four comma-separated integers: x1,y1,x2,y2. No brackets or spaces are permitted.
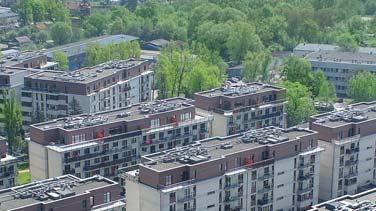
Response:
53,51,69,71
280,81,316,127
283,56,313,87
83,14,109,37
243,50,272,82
51,22,72,45
226,22,263,63
69,97,82,115
311,70,327,97
336,33,359,52
33,30,48,44
316,80,337,104
348,72,376,102
16,0,34,25
1,90,23,154
32,0,46,22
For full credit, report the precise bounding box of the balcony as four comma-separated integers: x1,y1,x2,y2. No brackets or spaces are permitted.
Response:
224,196,239,202
64,146,132,163
258,185,273,193
83,155,139,171
224,183,241,189
345,159,358,166
258,198,273,206
0,172,14,178
297,186,313,194
258,172,274,180
346,148,359,154
298,162,312,169
63,169,75,175
298,172,314,181
178,193,196,203
344,171,358,179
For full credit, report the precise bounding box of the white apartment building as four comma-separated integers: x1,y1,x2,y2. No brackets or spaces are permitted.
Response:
124,127,323,211
310,101,376,201
21,59,154,125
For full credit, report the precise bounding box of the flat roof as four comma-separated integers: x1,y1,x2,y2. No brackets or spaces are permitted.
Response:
45,34,139,57
311,101,376,127
0,66,32,76
142,127,315,171
306,50,376,64
0,51,45,67
32,97,195,131
26,59,148,83
294,43,376,54
0,175,116,211
196,81,283,98
311,187,376,211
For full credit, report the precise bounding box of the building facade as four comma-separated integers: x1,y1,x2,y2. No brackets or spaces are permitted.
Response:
0,174,125,211
195,81,287,137
0,137,18,190
21,59,154,126
28,97,212,182
309,101,376,201
124,126,323,211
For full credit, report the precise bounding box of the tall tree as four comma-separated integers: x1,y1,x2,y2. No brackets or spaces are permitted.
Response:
283,56,313,88
280,81,316,127
51,22,72,45
1,90,23,154
348,71,376,102
226,22,263,64
53,51,69,71
243,50,272,82
336,33,359,52
316,80,337,103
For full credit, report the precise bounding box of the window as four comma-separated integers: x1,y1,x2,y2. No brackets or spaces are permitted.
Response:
82,200,87,208
169,192,176,203
207,204,215,208
104,192,111,203
166,175,172,185
208,191,215,195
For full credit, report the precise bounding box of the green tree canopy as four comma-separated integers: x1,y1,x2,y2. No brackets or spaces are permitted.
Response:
280,81,317,127
348,71,376,102
51,22,72,45
243,50,272,82
1,90,23,154
53,51,69,71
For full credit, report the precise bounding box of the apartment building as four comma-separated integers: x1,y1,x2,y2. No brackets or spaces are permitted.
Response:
21,59,154,125
124,126,323,211
309,101,376,201
293,43,376,58
306,50,376,96
0,137,18,190
1,51,56,70
0,174,125,211
310,187,376,210
195,80,287,136
28,97,212,182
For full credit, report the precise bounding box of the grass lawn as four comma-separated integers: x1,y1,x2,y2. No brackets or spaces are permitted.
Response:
17,170,31,185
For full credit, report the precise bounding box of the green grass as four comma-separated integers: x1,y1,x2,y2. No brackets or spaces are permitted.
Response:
17,170,31,185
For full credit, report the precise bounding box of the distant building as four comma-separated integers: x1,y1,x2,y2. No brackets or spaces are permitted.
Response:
44,34,139,71
28,97,212,181
0,7,18,32
15,36,32,47
310,101,376,201
143,39,170,51
21,59,154,125
0,51,56,69
227,65,243,78
310,187,376,210
0,174,125,211
294,43,376,96
0,0,18,7
0,137,18,190
124,126,322,211
194,80,287,136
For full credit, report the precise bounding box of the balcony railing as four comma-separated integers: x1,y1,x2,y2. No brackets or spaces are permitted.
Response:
258,172,274,180
346,148,359,154
345,159,358,166
178,193,196,203
224,196,239,202
344,171,358,179
258,198,273,206
224,183,241,189
298,172,314,181
296,186,313,194
258,185,273,193
212,99,286,114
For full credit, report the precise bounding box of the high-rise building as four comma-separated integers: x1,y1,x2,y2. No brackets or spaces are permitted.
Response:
195,80,287,136
309,101,376,201
28,97,212,182
21,59,154,125
124,126,322,211
0,174,125,211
